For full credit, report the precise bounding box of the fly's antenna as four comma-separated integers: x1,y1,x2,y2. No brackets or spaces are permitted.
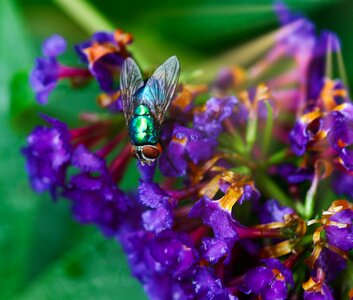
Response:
159,140,180,176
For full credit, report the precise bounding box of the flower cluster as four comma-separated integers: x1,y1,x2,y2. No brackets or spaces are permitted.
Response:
23,2,353,300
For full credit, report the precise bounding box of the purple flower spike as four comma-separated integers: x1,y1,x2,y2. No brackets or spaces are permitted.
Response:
142,206,174,233
138,181,176,233
194,96,238,137
138,181,170,208
22,116,71,198
193,267,237,299
64,145,127,235
149,230,196,277
243,258,294,300
260,199,295,224
189,196,240,263
160,124,217,177
200,237,228,265
30,35,67,104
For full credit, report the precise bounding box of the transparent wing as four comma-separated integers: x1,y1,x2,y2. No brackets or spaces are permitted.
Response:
143,56,180,125
120,58,144,125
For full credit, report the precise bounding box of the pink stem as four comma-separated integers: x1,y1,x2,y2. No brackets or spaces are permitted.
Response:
58,65,91,79
97,131,128,158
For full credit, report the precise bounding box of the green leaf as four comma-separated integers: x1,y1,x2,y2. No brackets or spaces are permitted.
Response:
9,70,35,119
17,233,146,300
0,0,33,115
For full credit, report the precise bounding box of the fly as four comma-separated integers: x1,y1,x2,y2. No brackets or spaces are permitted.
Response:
120,56,180,164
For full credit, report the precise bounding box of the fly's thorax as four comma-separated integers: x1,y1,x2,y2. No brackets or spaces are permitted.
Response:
129,104,159,145
134,104,150,116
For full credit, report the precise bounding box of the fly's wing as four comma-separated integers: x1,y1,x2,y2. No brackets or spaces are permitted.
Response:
143,56,180,126
120,58,144,125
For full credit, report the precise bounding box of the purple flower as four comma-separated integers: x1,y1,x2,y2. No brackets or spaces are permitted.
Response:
159,124,217,177
214,68,237,90
189,196,240,263
260,199,295,224
314,247,346,281
303,269,335,300
137,161,156,183
138,181,177,233
327,109,353,171
143,274,194,300
274,1,316,59
75,30,132,92
306,31,341,101
194,96,238,137
325,208,353,252
200,237,228,265
119,228,159,281
290,111,322,156
332,171,353,199
304,283,334,300
149,230,196,277
138,181,171,208
30,35,67,104
22,115,71,198
64,145,127,235
243,258,294,300
238,184,260,205
193,267,237,299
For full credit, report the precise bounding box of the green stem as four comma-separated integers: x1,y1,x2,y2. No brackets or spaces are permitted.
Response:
53,0,114,33
336,49,350,91
255,173,293,207
232,132,246,154
262,101,273,156
298,235,313,247
266,148,289,165
325,35,333,79
245,111,258,152
304,172,320,220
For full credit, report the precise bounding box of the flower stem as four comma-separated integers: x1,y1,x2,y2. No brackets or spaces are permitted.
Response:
58,65,91,79
255,173,293,208
262,101,273,156
303,171,320,220
53,0,114,34
266,148,289,165
237,226,284,239
245,111,258,152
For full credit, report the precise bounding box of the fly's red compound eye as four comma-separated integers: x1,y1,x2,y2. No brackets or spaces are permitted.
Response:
142,146,160,160
130,146,138,158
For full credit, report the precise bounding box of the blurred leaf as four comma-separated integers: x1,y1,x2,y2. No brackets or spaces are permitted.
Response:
90,0,344,52
0,0,33,114
17,233,146,300
9,70,35,119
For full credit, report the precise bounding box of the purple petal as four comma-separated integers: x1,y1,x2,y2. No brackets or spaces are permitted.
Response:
42,34,67,57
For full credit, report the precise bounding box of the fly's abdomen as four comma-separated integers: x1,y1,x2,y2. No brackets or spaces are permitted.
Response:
129,105,158,145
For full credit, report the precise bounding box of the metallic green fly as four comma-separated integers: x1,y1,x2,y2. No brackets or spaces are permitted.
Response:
120,56,180,164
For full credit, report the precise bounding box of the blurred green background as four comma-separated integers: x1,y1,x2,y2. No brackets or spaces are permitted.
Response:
1,0,352,299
